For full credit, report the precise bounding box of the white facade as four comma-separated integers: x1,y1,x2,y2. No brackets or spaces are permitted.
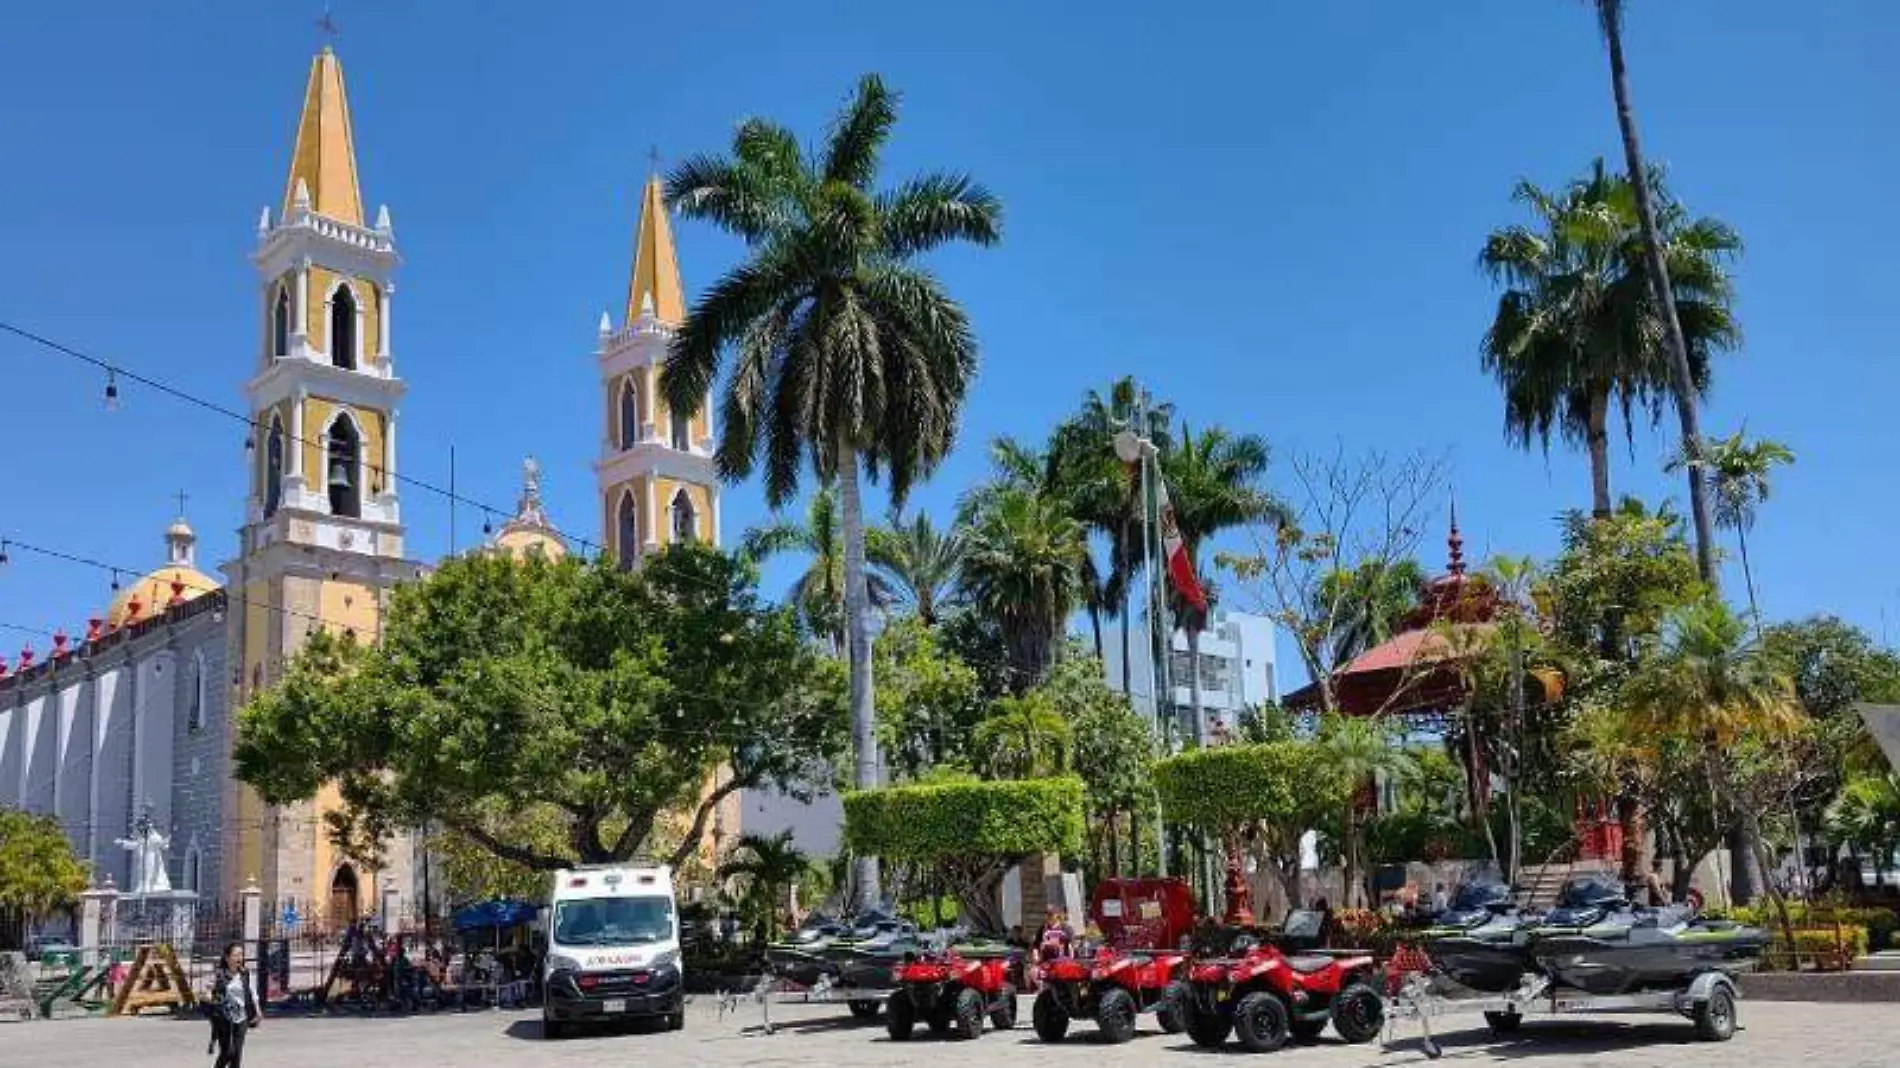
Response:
1101,608,1278,742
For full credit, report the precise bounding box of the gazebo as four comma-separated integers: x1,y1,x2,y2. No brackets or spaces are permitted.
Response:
1281,511,1618,863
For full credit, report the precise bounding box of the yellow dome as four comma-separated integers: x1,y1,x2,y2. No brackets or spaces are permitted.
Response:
493,526,566,562
106,566,222,629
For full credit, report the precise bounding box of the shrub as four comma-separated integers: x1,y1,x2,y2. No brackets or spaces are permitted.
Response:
1759,925,1870,972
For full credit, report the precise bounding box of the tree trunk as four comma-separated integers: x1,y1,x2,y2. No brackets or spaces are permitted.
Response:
1119,542,1135,697
1586,386,1613,517
1617,793,1646,886
1089,604,1104,662
1738,523,1762,637
838,444,881,908
1600,2,1719,586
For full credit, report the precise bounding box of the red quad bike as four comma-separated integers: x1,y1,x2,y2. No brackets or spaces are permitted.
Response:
1183,937,1385,1052
1032,947,1190,1044
885,950,1018,1041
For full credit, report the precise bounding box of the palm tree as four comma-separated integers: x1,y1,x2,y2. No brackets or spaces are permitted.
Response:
742,487,896,650
972,692,1073,779
1670,431,1794,631
1622,598,1801,906
958,484,1088,691
868,510,964,626
1158,424,1289,740
1318,559,1426,665
662,75,1002,906
1481,160,1739,517
1825,775,1900,888
1319,714,1415,909
716,831,814,943
1586,0,1719,582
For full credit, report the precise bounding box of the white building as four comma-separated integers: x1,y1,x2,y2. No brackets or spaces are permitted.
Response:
1101,608,1278,743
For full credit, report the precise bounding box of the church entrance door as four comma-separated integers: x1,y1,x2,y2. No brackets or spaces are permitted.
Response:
329,864,360,929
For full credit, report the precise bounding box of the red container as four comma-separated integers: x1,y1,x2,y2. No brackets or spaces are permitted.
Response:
1089,877,1196,951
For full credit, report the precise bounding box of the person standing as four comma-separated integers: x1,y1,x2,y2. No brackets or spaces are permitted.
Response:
208,942,260,1068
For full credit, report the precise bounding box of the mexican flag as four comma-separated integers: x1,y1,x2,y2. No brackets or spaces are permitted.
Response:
1155,477,1208,614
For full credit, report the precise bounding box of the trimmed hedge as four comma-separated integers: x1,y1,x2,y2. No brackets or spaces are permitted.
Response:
1710,904,1897,952
1153,742,1339,829
1763,925,1870,972
843,777,1086,861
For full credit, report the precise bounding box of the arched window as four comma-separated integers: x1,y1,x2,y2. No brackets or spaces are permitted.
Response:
671,490,697,543
616,491,639,569
619,377,641,450
272,285,291,358
325,416,362,518
670,404,692,451
188,650,207,730
330,284,357,370
264,416,285,517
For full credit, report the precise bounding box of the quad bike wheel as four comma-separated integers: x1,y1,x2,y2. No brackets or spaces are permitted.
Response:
1155,981,1189,1034
1032,987,1071,1042
886,992,917,1041
848,999,881,1021
1483,1010,1522,1035
1290,1018,1327,1041
1094,987,1139,1044
990,982,1019,1030
1186,999,1233,1048
1330,981,1385,1045
1233,991,1292,1053
1693,986,1737,1043
951,986,986,1040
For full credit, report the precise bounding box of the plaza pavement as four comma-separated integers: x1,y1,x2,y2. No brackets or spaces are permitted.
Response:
4,997,1897,1067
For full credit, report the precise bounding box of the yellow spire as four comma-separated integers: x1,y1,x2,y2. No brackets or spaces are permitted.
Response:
625,173,685,326
282,47,364,226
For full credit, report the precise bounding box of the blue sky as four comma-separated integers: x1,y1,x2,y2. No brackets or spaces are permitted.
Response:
2,1,1896,675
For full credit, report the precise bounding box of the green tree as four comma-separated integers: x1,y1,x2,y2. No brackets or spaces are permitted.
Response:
844,778,1084,934
742,485,896,649
1825,775,1900,886
1671,431,1795,630
717,831,814,942
958,483,1087,691
434,803,568,903
660,75,1002,905
234,545,846,872
972,691,1073,780
1763,616,1900,723
1317,558,1426,665
1585,0,1721,582
1546,498,1705,661
1317,714,1416,908
1158,424,1288,737
873,616,985,781
1071,688,1157,879
868,509,964,626
0,808,87,924
1480,159,1739,517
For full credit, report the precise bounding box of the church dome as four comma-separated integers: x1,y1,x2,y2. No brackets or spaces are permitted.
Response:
106,566,222,629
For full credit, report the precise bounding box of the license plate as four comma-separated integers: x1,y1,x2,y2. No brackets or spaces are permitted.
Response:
602,999,627,1013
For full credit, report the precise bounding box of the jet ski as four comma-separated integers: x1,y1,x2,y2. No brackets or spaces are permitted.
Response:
1530,880,1768,996
1417,881,1541,993
763,907,923,988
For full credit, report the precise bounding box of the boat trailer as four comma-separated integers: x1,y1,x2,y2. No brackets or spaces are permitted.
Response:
727,969,892,1036
1383,970,1742,1059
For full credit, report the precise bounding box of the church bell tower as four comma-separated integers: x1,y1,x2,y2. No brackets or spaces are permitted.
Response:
594,172,720,563
221,46,420,912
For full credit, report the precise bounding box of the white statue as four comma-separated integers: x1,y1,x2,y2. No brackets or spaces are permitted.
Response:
114,816,172,895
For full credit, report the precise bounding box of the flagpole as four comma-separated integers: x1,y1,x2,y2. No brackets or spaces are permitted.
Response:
1135,389,1170,879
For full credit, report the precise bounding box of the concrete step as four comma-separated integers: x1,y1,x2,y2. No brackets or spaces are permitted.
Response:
1855,952,1900,973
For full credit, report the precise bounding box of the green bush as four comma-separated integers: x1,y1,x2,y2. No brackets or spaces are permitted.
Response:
1153,743,1340,829
843,777,1085,861
1711,903,1896,952
1758,925,1869,972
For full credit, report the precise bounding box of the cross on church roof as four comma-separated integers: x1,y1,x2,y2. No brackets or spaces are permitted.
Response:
316,4,340,45
173,489,189,518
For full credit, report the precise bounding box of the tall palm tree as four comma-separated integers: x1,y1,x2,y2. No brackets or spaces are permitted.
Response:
1671,431,1794,631
742,487,896,650
1481,160,1739,517
662,75,1002,906
959,484,1088,692
1051,379,1175,692
1158,424,1289,740
1586,0,1719,582
1319,714,1416,909
1318,559,1426,665
716,830,814,942
868,510,964,626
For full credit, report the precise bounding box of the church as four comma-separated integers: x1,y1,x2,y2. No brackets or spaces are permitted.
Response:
0,43,726,923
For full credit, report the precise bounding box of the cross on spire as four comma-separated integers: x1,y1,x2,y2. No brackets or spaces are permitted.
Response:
647,144,661,174
316,4,340,45
172,489,190,519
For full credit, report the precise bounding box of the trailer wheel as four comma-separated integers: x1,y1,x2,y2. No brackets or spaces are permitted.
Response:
1483,1010,1522,1035
1693,986,1737,1042
1032,987,1070,1042
1233,992,1291,1053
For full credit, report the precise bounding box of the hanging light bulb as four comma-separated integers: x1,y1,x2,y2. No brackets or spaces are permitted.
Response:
0,539,10,569
110,569,121,593
104,369,121,411
244,423,256,453
481,510,493,537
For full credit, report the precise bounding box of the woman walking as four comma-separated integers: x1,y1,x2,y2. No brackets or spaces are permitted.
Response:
208,942,261,1068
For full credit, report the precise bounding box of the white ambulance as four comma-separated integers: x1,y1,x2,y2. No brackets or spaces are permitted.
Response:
541,863,683,1038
